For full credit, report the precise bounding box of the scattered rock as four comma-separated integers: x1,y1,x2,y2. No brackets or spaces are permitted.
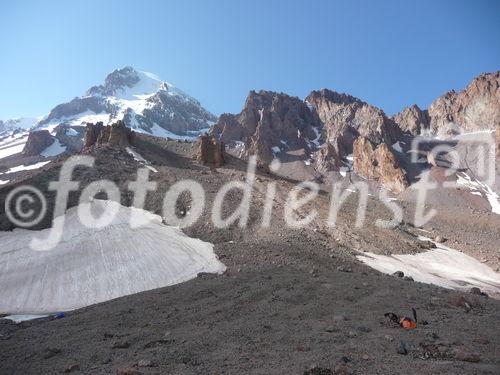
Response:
137,359,155,367
434,235,446,243
470,287,488,298
454,347,480,363
384,334,394,342
347,330,357,338
397,341,408,355
356,326,371,333
112,340,130,349
42,347,61,359
336,266,352,273
116,368,142,375
448,295,474,312
393,271,404,278
304,366,333,375
63,364,80,373
333,314,349,322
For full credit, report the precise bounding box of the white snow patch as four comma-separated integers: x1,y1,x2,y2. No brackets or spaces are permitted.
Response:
126,147,158,173
310,126,322,147
271,146,281,155
357,236,500,296
456,172,500,214
41,138,66,157
0,179,9,185
0,133,29,159
0,200,226,313
66,128,79,136
0,161,50,175
3,314,49,323
140,123,203,141
339,166,350,177
392,141,403,153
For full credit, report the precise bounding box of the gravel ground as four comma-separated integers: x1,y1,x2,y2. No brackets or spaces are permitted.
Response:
0,135,499,374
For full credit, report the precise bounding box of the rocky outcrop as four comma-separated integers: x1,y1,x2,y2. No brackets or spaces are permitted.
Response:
316,143,340,173
53,124,84,151
392,104,430,135
211,90,321,167
353,137,409,193
197,134,225,167
428,72,499,136
83,121,134,149
83,122,104,148
22,130,54,156
306,89,401,158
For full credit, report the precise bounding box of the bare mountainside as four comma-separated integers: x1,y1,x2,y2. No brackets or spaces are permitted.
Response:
0,71,499,374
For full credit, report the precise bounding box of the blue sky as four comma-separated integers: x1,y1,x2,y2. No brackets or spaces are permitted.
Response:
1,0,499,119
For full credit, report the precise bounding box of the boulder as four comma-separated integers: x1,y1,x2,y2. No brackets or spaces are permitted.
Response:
197,134,225,167
353,137,409,193
22,130,54,156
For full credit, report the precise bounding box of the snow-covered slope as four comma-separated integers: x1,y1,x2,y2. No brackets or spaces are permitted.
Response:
0,117,40,132
0,200,226,313
36,66,216,137
357,236,500,297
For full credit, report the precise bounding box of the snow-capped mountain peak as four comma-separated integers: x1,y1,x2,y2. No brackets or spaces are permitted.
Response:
35,66,216,138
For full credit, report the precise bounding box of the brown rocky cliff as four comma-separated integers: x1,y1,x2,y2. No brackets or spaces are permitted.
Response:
211,90,320,166
83,121,134,149
392,104,430,135
353,137,409,193
428,71,499,135
306,89,401,159
22,130,54,156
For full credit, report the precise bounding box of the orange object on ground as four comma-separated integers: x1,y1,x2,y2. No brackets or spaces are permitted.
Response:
385,308,418,329
399,316,417,329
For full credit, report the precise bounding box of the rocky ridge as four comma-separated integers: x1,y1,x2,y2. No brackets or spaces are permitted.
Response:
211,90,321,167
22,130,54,156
